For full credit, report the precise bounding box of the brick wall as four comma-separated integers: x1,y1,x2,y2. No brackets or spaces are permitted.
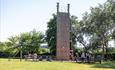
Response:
56,12,70,60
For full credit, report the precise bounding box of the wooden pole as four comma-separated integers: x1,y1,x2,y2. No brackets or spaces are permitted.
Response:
57,2,59,14
67,4,70,14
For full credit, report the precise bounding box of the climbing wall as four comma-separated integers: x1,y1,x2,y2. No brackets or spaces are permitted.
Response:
56,12,70,60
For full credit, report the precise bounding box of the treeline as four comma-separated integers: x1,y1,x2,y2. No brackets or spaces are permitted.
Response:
0,29,50,58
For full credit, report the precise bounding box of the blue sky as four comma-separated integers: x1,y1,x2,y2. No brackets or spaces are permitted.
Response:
0,0,107,42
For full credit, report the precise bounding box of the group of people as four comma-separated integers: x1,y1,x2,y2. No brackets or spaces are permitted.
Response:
24,52,101,63
24,53,38,61
24,53,52,62
75,52,94,63
81,52,94,63
75,52,102,63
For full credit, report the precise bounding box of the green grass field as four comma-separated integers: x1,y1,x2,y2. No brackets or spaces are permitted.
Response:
0,59,114,70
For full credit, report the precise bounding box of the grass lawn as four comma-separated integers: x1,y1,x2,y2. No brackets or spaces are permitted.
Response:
0,58,114,70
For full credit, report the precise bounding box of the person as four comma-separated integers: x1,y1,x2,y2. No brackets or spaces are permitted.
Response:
86,53,90,63
97,55,102,64
81,52,85,63
39,56,43,61
47,56,52,62
28,53,32,60
75,52,79,62
33,53,37,61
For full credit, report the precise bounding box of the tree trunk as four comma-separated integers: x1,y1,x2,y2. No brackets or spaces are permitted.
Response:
102,38,105,61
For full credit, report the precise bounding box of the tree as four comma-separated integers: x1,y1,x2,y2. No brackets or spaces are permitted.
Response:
0,42,5,52
46,14,57,55
19,29,44,54
1,29,44,58
8,36,19,48
6,36,20,56
72,0,115,60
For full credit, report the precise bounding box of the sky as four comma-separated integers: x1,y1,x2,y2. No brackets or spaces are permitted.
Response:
0,0,107,42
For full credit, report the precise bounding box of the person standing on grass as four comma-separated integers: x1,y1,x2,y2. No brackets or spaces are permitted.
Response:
86,53,90,63
81,52,85,63
75,52,79,62
33,53,37,61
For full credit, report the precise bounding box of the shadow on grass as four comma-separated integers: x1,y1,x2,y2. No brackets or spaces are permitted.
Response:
91,61,115,69
72,61,115,69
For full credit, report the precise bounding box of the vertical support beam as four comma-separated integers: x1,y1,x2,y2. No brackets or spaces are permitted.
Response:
68,3,71,50
67,3,74,60
68,4,71,59
67,4,70,14
57,2,59,14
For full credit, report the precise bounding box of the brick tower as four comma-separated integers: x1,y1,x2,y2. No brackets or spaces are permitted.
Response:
56,3,71,60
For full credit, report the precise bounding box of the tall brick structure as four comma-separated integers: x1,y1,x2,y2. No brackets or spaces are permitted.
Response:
56,3,71,60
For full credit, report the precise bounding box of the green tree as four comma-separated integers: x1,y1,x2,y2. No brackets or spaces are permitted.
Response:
46,14,57,55
19,29,44,54
6,36,20,56
0,42,6,52
72,0,115,59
